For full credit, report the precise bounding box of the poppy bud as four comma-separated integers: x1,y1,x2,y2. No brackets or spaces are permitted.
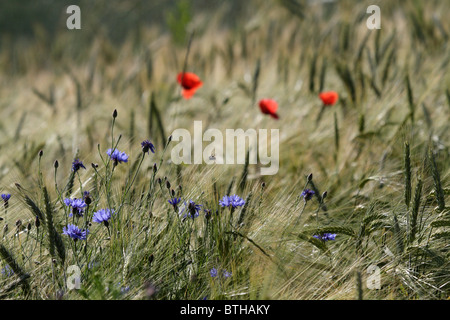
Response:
113,109,118,118
54,160,59,169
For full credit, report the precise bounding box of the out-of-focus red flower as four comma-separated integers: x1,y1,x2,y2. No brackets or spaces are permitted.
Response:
177,72,203,99
259,99,279,119
319,91,339,106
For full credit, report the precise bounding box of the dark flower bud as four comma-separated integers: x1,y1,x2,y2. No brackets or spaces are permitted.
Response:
166,180,171,190
35,216,41,228
54,160,59,169
153,163,157,173
83,191,92,205
307,173,313,182
157,177,162,185
113,109,118,118
15,219,22,228
322,191,328,200
27,222,32,231
39,150,44,158
91,163,98,169
168,135,172,143
261,182,266,189
171,189,175,197
149,254,154,265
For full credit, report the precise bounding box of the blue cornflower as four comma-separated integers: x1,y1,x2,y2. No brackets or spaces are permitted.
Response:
219,194,245,208
83,191,92,205
210,268,232,279
92,208,114,227
179,200,202,219
64,198,87,217
301,189,315,201
1,265,14,277
210,268,218,278
72,159,86,172
107,148,129,165
141,140,155,154
1,194,11,209
120,285,131,294
222,269,232,278
62,224,89,241
313,233,336,242
204,209,214,220
168,197,182,211
168,197,181,206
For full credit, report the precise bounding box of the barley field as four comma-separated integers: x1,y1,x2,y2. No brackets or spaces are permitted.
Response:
0,0,449,300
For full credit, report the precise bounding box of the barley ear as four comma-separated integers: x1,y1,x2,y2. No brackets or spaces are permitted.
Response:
404,142,412,209
409,178,422,244
0,245,31,297
429,149,445,212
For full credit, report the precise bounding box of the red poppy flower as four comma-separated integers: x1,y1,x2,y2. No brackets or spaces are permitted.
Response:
177,72,203,99
259,99,279,119
319,91,339,106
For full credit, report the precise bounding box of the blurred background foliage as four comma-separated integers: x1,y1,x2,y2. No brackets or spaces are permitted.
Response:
0,0,249,43
0,0,255,72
